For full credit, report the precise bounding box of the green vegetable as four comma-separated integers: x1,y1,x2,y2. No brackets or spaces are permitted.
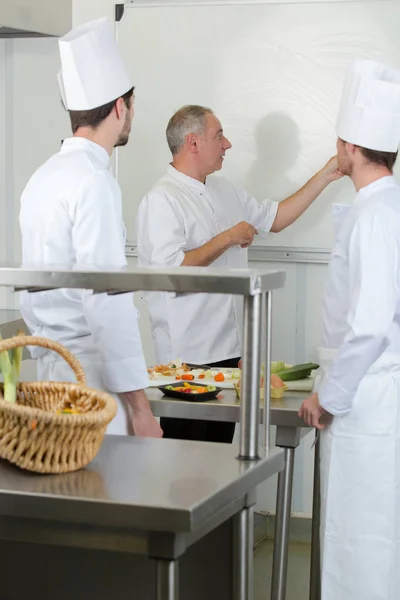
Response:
207,385,216,392
275,363,319,382
0,331,24,404
271,361,286,374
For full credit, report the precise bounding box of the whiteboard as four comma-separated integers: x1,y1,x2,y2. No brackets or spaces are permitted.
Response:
117,0,400,250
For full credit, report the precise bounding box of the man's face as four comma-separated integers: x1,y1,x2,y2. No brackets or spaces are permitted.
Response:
196,113,232,175
115,94,134,148
336,137,352,176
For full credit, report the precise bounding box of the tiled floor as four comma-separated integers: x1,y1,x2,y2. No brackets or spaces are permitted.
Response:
254,539,310,600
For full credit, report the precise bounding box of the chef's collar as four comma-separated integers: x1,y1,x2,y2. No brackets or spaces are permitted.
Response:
167,164,207,191
60,137,110,169
355,175,397,202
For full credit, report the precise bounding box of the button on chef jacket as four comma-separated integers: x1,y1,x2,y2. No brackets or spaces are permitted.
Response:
19,137,149,393
136,165,278,365
319,176,400,415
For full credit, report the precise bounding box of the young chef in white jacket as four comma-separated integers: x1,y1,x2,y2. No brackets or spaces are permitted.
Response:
136,104,341,443
19,18,162,438
299,59,400,600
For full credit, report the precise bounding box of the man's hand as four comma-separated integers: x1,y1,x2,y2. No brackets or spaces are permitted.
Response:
227,221,258,248
319,156,344,184
131,407,163,437
120,389,163,438
298,392,328,430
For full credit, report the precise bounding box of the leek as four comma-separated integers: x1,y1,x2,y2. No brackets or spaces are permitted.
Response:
0,330,24,404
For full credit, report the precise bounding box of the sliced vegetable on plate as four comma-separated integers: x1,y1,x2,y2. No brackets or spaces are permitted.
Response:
158,382,221,401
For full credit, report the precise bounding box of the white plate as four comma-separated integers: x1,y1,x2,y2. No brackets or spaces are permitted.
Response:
147,377,236,389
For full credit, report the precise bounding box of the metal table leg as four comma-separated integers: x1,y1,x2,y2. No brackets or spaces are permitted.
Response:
270,426,300,600
271,447,295,600
233,505,255,600
157,559,179,600
309,433,321,600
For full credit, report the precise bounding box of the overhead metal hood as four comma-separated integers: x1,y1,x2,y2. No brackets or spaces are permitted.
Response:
0,0,72,38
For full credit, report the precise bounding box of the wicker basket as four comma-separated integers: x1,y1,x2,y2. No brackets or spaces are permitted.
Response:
0,336,117,474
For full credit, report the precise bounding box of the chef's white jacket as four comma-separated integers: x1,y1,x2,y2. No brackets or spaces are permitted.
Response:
136,165,278,365
319,176,400,415
19,137,149,394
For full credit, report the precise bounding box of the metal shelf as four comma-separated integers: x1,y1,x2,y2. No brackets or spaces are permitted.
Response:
0,265,285,297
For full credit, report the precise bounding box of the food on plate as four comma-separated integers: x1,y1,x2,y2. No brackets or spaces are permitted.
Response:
181,373,194,381
170,358,183,369
148,361,240,383
148,358,190,379
165,383,217,395
204,368,240,380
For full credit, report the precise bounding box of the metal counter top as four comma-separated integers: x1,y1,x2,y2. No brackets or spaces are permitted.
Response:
0,435,284,534
147,388,309,429
0,264,285,296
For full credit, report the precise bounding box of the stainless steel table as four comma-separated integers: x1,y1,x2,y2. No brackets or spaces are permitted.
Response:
0,265,305,599
0,310,322,600
146,387,318,600
0,435,284,600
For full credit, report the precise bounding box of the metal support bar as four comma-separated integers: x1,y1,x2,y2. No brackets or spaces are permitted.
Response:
156,559,179,600
263,291,272,452
233,507,254,600
271,447,295,600
310,433,321,600
239,293,263,460
13,287,56,293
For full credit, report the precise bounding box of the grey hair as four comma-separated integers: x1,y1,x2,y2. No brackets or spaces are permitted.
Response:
166,105,214,155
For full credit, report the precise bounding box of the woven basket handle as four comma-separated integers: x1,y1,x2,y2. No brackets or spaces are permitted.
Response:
0,335,86,385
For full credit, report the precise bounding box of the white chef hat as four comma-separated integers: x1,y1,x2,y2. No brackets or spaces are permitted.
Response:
336,59,400,152
57,17,133,111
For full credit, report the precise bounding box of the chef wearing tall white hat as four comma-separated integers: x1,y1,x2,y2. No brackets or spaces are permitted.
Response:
300,59,400,599
19,18,162,438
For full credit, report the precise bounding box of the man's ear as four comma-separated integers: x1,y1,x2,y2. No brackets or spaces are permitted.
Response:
186,133,198,154
114,97,125,120
345,142,357,156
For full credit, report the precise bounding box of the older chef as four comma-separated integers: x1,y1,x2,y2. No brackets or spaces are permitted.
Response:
136,104,341,443
19,18,161,438
299,59,400,600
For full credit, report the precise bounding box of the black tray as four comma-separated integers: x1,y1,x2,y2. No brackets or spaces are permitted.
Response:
158,382,222,402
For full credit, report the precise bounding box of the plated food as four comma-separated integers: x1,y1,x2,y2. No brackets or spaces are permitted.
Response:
148,358,240,384
158,381,222,401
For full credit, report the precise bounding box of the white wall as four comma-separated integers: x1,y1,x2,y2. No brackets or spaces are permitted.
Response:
73,0,116,25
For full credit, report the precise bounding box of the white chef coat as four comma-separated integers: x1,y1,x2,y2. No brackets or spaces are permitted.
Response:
136,165,278,364
319,175,400,415
19,137,149,434
314,175,400,600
